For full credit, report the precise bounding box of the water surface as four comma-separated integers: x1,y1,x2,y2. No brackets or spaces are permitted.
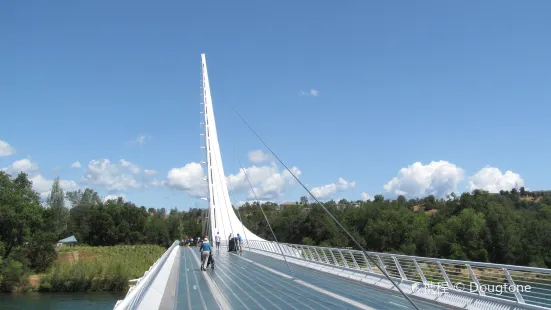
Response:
0,292,123,310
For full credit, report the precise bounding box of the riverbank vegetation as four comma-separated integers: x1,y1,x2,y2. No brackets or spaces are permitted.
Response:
1,170,550,292
0,171,195,292
39,245,165,292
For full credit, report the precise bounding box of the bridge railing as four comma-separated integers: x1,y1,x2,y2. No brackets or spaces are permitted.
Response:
113,240,180,310
243,240,551,310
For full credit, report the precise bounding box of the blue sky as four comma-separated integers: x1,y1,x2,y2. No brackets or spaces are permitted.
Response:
1,1,550,209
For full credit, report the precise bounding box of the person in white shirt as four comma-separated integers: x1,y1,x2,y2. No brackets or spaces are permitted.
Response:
215,232,221,250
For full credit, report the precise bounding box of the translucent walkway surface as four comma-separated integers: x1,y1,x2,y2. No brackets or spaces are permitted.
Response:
163,247,450,310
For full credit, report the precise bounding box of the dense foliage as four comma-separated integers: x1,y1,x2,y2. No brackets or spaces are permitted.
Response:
241,190,551,269
1,170,550,292
0,171,202,292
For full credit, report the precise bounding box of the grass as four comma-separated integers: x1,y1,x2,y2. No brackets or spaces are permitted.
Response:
38,245,166,292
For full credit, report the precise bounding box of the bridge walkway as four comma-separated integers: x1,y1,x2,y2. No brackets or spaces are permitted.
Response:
168,246,449,310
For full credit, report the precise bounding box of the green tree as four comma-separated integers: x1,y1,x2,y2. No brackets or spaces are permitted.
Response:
0,172,43,259
45,177,69,237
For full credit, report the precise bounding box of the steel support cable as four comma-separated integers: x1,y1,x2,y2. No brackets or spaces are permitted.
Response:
232,204,251,252
226,157,251,253
235,154,296,280
228,104,420,310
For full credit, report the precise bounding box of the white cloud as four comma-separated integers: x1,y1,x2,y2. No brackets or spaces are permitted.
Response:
103,194,125,202
148,179,163,187
120,159,141,174
30,174,78,199
2,158,77,199
144,169,158,177
468,166,524,193
383,160,465,198
3,158,39,174
226,164,301,200
300,89,319,96
169,159,302,200
71,161,81,168
310,177,356,199
128,135,152,146
165,162,208,197
81,159,139,192
0,140,15,156
248,150,273,164
361,192,372,201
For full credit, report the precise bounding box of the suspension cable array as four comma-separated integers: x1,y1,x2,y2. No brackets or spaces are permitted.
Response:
235,153,296,280
227,103,420,310
226,158,251,253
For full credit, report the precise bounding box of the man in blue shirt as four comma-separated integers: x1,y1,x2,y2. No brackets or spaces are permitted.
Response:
199,238,212,271
237,233,243,252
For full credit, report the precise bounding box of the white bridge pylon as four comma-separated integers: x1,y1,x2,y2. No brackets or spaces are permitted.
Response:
200,54,265,243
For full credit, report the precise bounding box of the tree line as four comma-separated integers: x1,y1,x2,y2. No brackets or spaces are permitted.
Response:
0,171,201,291
241,189,551,269
1,170,550,291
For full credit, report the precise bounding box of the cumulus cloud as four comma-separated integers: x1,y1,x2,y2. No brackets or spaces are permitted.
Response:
468,166,524,193
168,160,302,200
81,159,139,192
361,192,372,201
144,169,158,177
2,158,77,198
384,160,465,198
300,89,319,96
103,194,126,202
310,177,356,199
71,161,81,168
0,140,15,156
248,150,273,164
120,159,141,174
127,135,152,146
3,158,39,174
165,162,208,197
226,164,301,200
30,174,78,199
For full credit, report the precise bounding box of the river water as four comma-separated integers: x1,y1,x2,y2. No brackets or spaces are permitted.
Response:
0,292,124,310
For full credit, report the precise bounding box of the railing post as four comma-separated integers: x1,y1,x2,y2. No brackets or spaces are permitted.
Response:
503,268,525,304
298,245,309,260
413,259,427,284
305,246,314,261
393,256,408,280
329,250,339,266
350,252,360,270
338,250,350,269
362,252,374,273
467,265,486,296
437,261,453,290
320,249,331,264
377,256,387,274
284,244,293,256
314,248,323,263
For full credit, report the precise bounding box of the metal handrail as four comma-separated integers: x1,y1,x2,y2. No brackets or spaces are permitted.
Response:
113,241,180,310
243,240,551,310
